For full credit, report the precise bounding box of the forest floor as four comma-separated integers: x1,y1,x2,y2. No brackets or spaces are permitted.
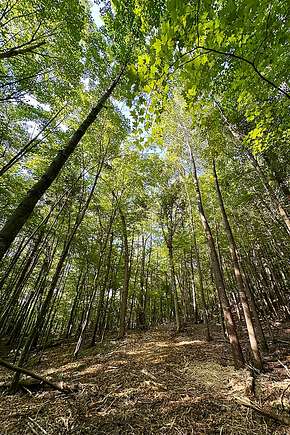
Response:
0,323,289,435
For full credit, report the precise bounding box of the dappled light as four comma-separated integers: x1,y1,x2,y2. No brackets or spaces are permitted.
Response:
156,339,206,347
43,361,85,376
0,0,289,433
1,326,289,434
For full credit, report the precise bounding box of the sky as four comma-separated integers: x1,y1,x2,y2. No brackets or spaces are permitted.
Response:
23,2,132,137
91,2,104,28
90,2,133,125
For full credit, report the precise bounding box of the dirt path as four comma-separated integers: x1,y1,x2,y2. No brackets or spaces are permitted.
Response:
0,325,288,434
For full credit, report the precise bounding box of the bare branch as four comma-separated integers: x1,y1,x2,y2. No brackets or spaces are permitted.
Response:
1,10,39,29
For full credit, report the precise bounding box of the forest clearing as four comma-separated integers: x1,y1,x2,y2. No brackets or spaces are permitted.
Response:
0,0,289,433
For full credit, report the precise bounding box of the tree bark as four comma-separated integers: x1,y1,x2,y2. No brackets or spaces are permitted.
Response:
192,236,211,341
213,159,263,369
118,206,130,339
0,68,125,260
0,357,69,393
188,145,244,369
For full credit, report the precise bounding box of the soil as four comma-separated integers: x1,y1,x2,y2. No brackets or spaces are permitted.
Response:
0,323,289,434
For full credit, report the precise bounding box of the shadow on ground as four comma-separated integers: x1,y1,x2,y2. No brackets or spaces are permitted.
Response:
0,325,287,434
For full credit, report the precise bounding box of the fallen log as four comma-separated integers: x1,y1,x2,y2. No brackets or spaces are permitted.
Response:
0,357,70,393
236,397,290,426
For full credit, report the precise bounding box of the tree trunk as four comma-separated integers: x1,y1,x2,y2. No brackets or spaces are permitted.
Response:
188,145,244,369
192,236,211,341
0,357,69,393
215,100,289,234
168,241,182,332
91,230,114,345
0,68,125,260
247,151,290,235
12,167,103,385
213,159,263,369
136,234,147,329
0,106,65,177
118,207,130,339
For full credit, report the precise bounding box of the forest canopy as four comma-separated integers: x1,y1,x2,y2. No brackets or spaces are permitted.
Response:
0,1,289,431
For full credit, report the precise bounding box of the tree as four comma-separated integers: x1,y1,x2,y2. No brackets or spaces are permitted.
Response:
0,68,125,261
0,0,289,382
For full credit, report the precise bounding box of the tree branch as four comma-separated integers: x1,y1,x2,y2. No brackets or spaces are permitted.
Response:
236,397,290,426
0,357,71,393
0,41,46,60
174,46,290,99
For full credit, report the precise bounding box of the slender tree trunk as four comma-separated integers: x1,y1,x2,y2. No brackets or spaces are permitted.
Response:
143,238,152,329
192,236,211,341
188,145,244,369
0,68,125,260
182,173,210,337
91,231,114,345
168,241,181,332
11,167,103,386
247,151,290,235
66,269,85,338
0,237,27,291
0,106,65,177
118,207,130,339
136,234,147,329
263,154,290,200
242,272,268,352
215,100,290,233
188,255,198,323
74,289,95,357
0,232,43,331
213,160,263,369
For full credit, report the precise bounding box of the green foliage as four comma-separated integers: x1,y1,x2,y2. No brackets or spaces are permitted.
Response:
0,0,289,354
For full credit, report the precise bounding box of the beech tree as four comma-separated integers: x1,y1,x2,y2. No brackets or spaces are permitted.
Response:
0,0,289,388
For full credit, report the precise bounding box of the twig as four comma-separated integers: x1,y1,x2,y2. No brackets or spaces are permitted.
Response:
28,417,48,434
281,383,290,411
172,46,290,99
236,397,290,426
27,422,39,435
278,359,290,376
